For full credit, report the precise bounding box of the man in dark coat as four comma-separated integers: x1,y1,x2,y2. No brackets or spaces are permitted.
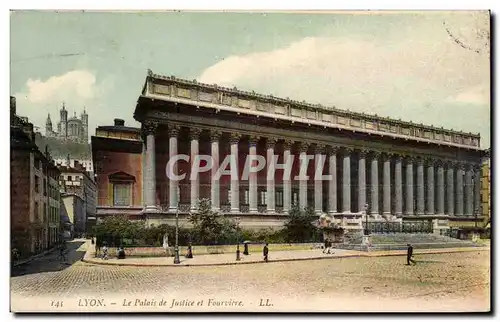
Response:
185,244,193,259
407,244,416,265
243,242,249,255
263,243,269,262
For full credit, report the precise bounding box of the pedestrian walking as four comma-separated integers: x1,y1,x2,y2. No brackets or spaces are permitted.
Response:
185,243,193,259
406,244,416,265
263,243,269,262
243,242,249,255
59,245,67,262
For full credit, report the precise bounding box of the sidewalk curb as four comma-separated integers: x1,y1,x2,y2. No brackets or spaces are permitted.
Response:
12,246,60,268
81,247,489,268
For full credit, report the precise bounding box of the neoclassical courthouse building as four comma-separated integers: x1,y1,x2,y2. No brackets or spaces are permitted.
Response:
95,70,486,234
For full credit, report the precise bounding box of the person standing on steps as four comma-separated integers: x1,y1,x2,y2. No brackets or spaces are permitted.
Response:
263,243,269,262
406,244,416,265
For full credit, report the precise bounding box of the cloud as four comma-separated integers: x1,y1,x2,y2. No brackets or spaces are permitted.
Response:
198,15,490,147
13,70,114,142
446,86,490,105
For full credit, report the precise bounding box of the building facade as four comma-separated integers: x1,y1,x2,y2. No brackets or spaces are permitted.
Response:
46,103,89,143
91,119,144,222
11,96,62,259
130,71,486,232
55,157,94,175
58,162,97,234
61,193,85,237
481,149,491,225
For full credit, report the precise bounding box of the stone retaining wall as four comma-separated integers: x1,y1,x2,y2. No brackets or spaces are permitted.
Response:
94,243,320,257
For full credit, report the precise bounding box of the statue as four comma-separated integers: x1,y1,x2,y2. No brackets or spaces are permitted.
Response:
162,233,169,249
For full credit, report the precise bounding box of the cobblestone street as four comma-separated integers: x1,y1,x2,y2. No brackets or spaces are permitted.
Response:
10,240,490,312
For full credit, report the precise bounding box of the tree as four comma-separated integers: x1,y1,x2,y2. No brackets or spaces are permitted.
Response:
283,204,318,243
188,198,236,245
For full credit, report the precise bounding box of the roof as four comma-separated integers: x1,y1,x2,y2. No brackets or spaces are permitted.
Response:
96,125,140,134
141,70,481,139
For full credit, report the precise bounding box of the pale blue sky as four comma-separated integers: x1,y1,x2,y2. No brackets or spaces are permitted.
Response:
10,11,490,147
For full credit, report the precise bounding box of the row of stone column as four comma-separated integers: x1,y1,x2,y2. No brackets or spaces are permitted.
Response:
142,122,481,217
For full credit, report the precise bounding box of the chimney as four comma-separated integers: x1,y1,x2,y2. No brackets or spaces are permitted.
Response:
114,119,125,126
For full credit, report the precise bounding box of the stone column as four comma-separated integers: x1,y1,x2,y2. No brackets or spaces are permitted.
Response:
314,144,325,215
282,140,293,214
342,148,351,213
382,153,391,217
358,150,367,214
446,163,455,215
167,124,180,212
455,163,464,216
266,138,277,213
370,152,379,217
394,155,403,216
141,138,146,207
143,120,158,213
473,164,481,216
465,164,474,216
230,133,241,213
328,146,338,215
298,142,309,211
190,128,202,211
210,130,222,212
416,158,425,215
436,161,445,215
405,157,414,215
426,159,435,215
249,135,259,213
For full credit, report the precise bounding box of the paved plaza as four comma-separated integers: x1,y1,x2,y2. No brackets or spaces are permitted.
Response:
11,240,490,312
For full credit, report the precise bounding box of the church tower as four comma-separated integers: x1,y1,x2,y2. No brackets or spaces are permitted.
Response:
81,107,88,143
46,113,53,137
60,102,68,138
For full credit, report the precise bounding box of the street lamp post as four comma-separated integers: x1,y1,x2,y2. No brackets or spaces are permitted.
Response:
235,217,241,261
174,188,180,264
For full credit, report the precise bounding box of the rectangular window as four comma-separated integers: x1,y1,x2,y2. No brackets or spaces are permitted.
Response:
34,202,39,221
244,190,249,204
35,176,39,193
113,183,131,206
43,179,47,196
260,190,267,205
68,175,72,181
276,191,283,207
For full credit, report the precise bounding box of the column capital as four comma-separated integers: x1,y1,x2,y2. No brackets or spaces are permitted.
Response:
297,142,310,153
370,150,381,159
456,162,466,170
229,132,242,144
464,163,475,171
358,149,369,158
405,155,416,164
314,144,326,155
265,137,278,149
424,157,436,167
434,159,445,167
249,134,260,146
472,163,482,172
188,128,202,140
168,124,181,138
394,154,403,162
342,146,354,155
282,139,293,150
415,157,425,166
381,152,393,161
210,130,223,142
142,120,159,136
326,145,340,155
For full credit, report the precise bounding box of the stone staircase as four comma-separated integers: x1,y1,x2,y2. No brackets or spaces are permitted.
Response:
334,233,479,251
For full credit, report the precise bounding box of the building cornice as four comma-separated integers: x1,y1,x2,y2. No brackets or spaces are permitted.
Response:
137,70,482,150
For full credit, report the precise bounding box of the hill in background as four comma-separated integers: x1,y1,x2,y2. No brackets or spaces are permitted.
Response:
35,133,91,160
